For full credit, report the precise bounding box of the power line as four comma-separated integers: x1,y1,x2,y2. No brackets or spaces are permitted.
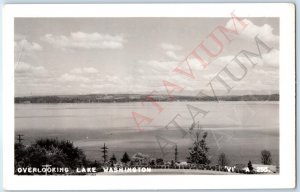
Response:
17,134,24,144
101,143,108,163
175,144,178,163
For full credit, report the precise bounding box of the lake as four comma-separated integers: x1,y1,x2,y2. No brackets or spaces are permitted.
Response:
15,101,279,166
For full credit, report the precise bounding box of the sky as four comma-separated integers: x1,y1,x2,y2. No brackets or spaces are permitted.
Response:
14,17,279,97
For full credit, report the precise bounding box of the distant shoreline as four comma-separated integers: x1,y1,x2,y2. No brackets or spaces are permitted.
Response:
15,93,279,104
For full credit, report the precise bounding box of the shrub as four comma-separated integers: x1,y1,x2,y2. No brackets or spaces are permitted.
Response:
218,152,230,166
261,150,272,165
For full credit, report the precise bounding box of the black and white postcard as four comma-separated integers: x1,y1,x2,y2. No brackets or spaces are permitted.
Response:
2,3,296,190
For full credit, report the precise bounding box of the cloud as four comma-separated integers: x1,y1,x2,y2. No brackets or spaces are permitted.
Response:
59,73,90,83
165,51,183,60
15,62,47,77
41,32,126,50
54,72,138,95
70,67,99,74
261,49,279,68
221,49,279,69
59,67,100,83
225,18,279,46
136,60,179,76
160,43,184,61
15,38,43,52
160,43,182,51
206,52,279,93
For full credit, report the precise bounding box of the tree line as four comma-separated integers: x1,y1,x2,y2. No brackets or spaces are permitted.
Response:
15,94,279,104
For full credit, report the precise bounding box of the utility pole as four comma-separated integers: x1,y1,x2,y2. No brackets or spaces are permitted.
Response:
175,144,178,163
17,134,24,144
101,143,108,163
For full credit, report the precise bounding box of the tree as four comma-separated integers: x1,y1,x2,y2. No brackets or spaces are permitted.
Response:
109,154,117,166
14,138,87,174
149,159,156,166
186,130,210,165
131,153,150,166
261,150,272,165
121,152,131,164
34,138,87,169
91,160,100,168
171,160,175,168
156,158,164,165
15,143,27,167
218,152,230,166
248,160,254,172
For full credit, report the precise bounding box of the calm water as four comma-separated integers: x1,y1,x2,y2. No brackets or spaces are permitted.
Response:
15,101,279,165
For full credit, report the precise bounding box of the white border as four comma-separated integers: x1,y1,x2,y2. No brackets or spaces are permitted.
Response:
2,4,295,190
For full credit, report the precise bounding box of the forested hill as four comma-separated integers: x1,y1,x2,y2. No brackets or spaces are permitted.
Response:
15,93,279,104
